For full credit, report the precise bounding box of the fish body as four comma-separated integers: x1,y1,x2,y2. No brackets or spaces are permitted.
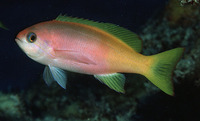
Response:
17,20,145,74
16,15,184,95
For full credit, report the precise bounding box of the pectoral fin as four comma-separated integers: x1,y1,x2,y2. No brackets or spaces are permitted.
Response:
54,50,96,65
94,73,125,93
43,65,67,89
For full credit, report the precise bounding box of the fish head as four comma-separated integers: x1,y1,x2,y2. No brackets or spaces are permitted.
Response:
15,24,54,64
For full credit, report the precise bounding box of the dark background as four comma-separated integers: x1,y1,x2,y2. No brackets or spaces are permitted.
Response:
0,0,168,91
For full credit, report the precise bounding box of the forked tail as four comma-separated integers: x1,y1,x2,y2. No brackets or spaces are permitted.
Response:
144,48,184,96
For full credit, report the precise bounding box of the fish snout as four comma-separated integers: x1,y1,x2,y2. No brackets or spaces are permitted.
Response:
15,37,22,42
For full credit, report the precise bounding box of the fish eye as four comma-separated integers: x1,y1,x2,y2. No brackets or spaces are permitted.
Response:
27,32,37,43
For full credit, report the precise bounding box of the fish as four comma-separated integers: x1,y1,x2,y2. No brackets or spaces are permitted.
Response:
15,15,184,96
0,21,8,30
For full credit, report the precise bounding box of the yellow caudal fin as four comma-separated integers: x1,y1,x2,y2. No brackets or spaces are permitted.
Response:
145,48,184,96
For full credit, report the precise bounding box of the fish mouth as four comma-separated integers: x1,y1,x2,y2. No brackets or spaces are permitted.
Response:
15,37,21,42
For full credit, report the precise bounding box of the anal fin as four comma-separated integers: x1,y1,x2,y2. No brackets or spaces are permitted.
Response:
94,73,125,93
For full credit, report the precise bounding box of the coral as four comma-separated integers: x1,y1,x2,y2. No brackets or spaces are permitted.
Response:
179,0,200,6
0,92,26,120
165,0,200,26
18,75,145,121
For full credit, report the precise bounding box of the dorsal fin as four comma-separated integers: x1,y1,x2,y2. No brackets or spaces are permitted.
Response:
55,15,142,52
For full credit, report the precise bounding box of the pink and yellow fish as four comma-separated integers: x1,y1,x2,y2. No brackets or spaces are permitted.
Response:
15,15,184,95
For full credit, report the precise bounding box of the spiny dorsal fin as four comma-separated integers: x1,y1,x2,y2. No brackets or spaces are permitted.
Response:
55,15,142,52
